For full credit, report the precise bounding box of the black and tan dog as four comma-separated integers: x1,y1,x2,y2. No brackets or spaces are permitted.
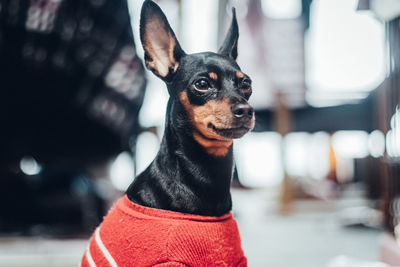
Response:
82,1,254,266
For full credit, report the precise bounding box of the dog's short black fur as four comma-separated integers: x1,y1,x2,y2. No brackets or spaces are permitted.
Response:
127,0,254,217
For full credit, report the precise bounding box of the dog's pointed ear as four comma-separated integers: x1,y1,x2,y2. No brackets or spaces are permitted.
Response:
140,0,185,80
218,8,239,60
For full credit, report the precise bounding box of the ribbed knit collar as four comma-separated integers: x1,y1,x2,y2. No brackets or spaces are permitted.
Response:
118,195,233,222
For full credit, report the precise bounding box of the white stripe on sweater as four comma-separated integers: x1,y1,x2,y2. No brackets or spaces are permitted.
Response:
95,227,118,267
85,247,97,267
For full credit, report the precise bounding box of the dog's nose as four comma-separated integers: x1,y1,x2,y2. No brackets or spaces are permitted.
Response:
231,103,254,119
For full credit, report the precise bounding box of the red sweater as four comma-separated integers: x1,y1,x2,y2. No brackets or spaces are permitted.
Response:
81,195,247,267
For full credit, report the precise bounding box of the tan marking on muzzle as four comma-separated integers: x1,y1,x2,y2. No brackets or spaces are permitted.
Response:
179,91,233,156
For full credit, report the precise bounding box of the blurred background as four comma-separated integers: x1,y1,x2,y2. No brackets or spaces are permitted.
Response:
0,0,399,266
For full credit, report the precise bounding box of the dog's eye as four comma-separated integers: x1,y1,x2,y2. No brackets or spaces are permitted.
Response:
194,79,210,91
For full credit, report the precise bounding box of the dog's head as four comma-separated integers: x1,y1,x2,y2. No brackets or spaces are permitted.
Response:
140,0,254,156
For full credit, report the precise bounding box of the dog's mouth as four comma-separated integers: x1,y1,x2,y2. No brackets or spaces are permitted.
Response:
209,123,251,139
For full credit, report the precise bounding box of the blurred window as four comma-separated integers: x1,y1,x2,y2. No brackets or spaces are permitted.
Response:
306,0,385,106
261,0,302,19
284,132,330,180
332,130,369,158
235,132,284,187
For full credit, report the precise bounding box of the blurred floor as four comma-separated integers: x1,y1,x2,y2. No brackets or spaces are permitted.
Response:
232,187,381,267
0,238,86,267
0,187,381,267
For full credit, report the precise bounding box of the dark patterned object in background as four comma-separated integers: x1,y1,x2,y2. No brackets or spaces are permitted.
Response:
381,17,400,235
0,0,146,235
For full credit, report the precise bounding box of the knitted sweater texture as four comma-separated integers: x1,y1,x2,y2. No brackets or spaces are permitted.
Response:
81,195,247,267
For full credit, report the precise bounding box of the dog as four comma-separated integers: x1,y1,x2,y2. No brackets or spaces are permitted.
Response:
82,1,254,266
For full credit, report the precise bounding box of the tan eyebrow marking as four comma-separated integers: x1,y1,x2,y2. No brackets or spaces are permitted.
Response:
236,71,244,79
208,72,218,80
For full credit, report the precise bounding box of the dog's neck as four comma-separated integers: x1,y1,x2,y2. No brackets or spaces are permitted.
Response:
126,98,234,216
